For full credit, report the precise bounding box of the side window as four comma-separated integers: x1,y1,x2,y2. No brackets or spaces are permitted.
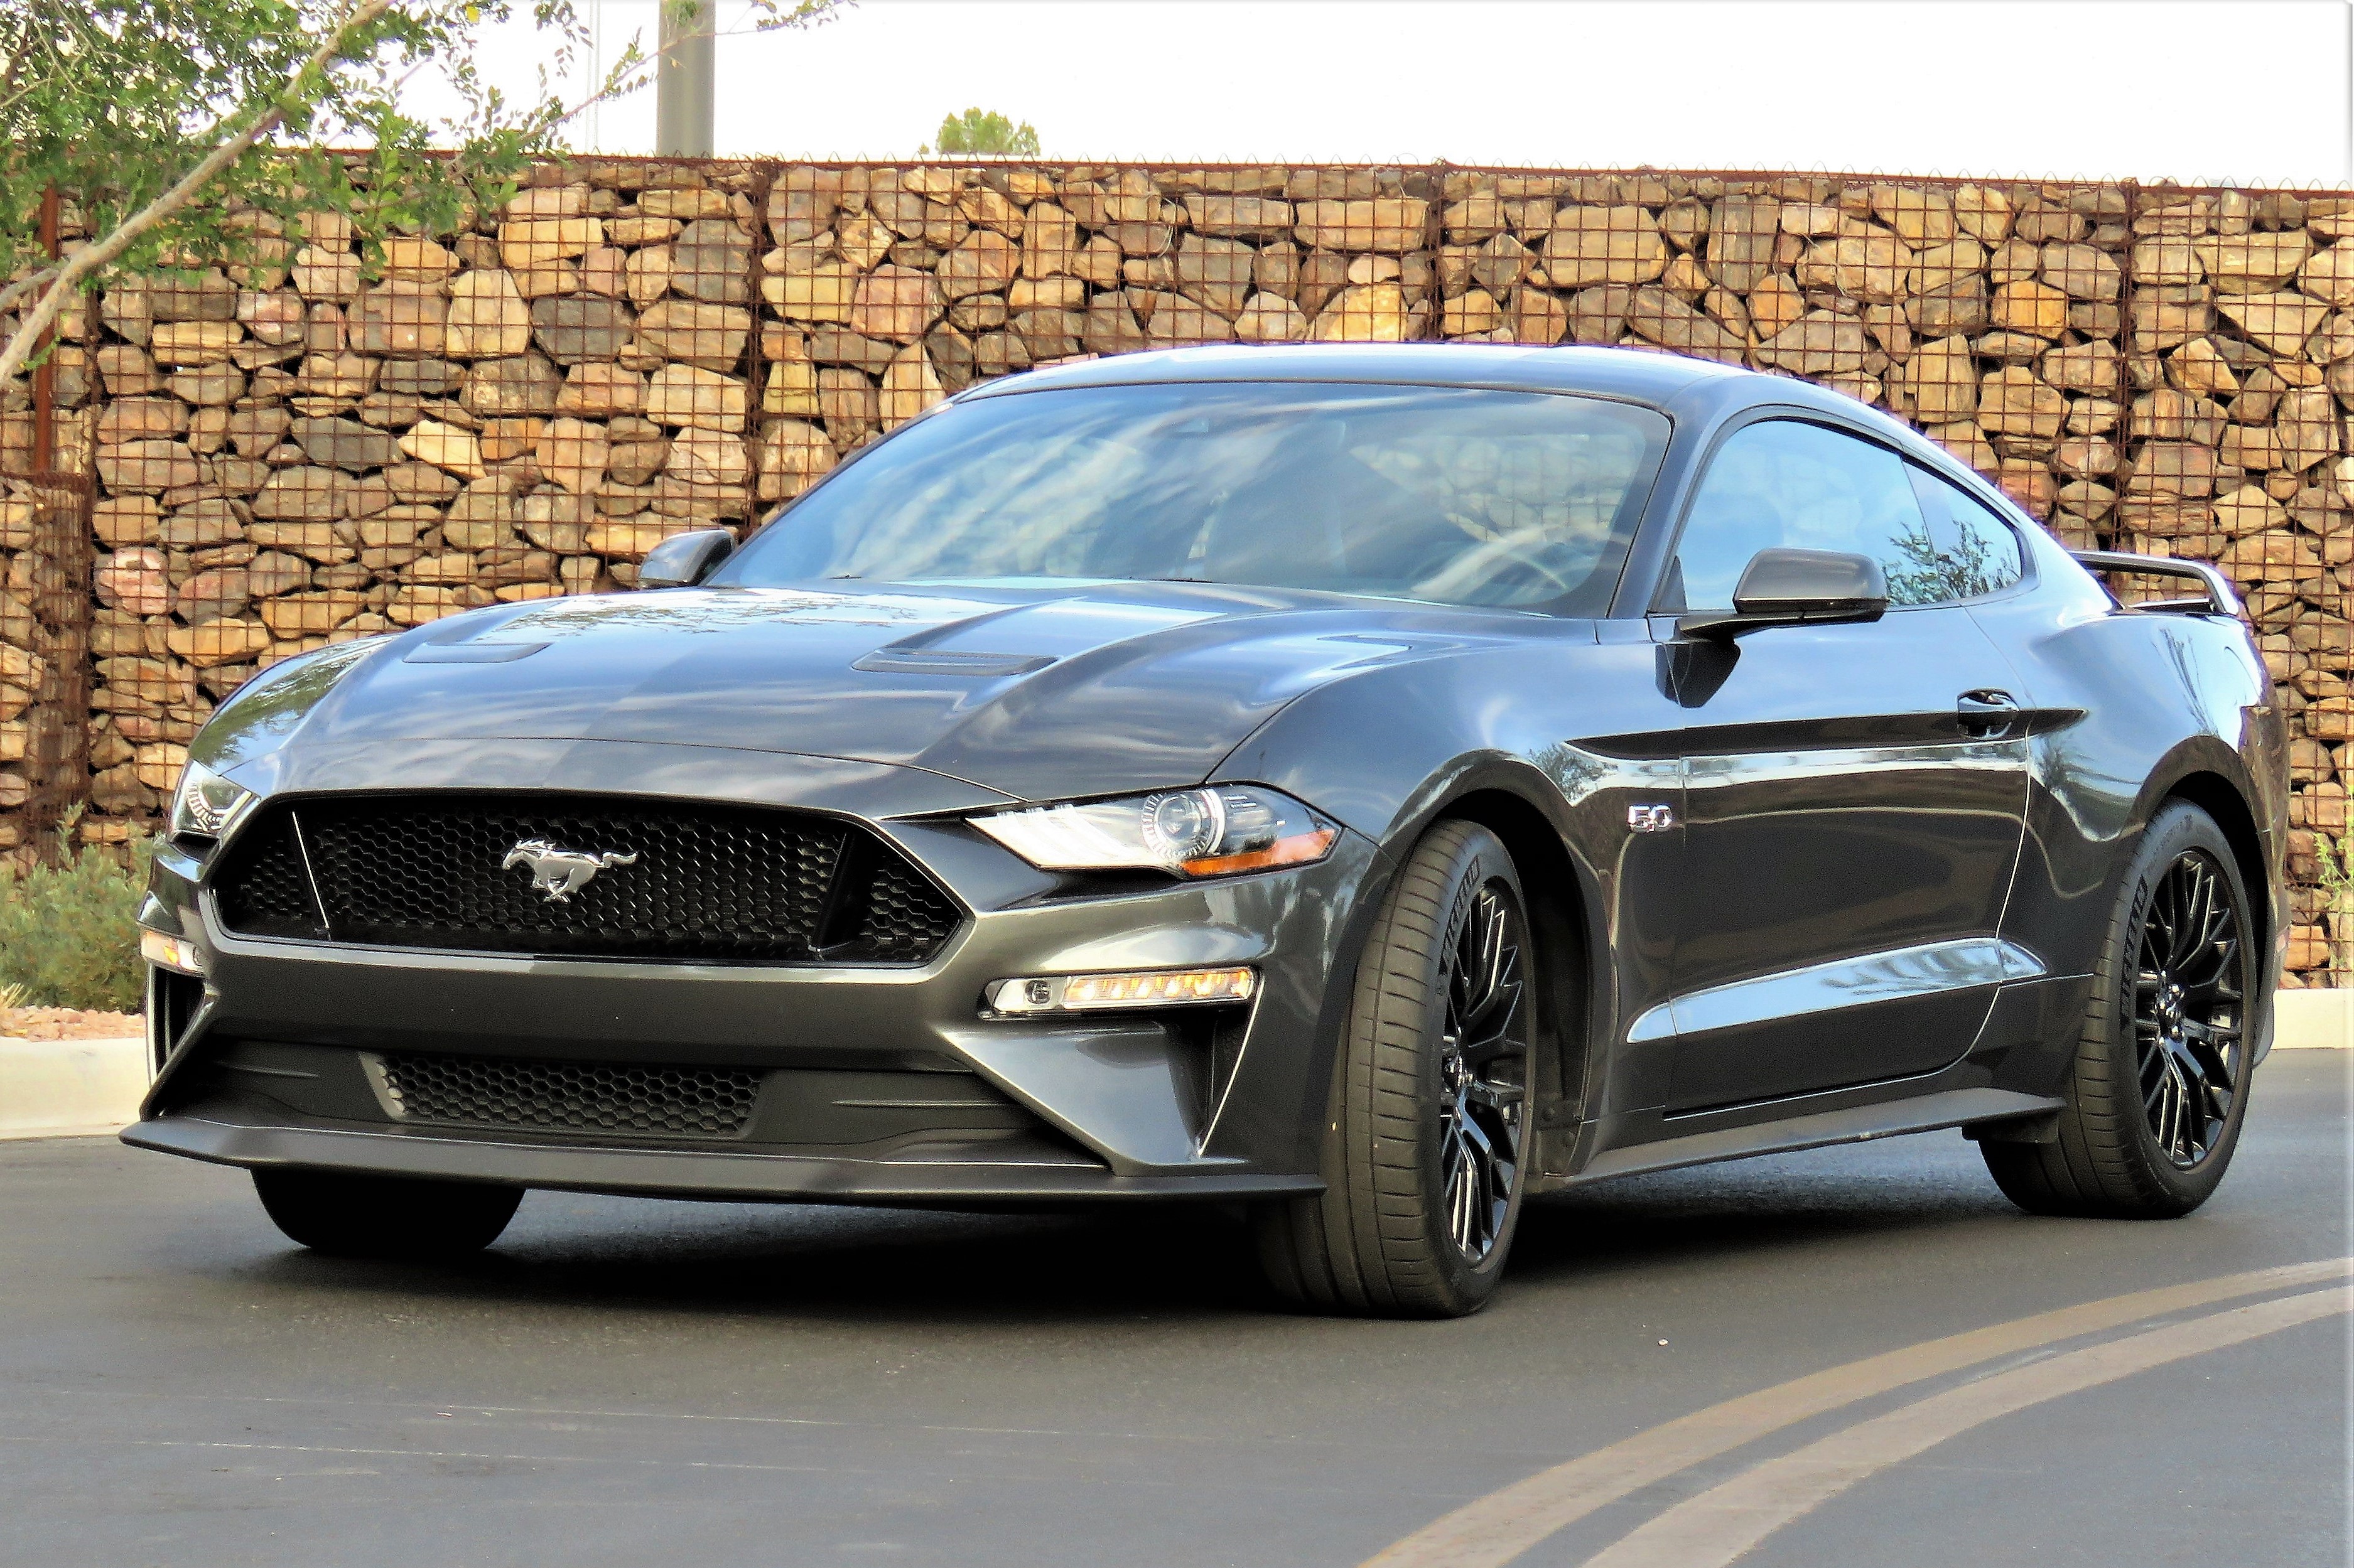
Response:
1899,468,2026,604
1666,420,1928,612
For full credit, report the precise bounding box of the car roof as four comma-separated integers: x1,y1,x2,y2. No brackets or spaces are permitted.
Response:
959,341,1746,407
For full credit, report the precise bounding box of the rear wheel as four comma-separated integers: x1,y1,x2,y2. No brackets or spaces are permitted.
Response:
253,1169,522,1259
1981,802,2255,1218
1255,820,1535,1318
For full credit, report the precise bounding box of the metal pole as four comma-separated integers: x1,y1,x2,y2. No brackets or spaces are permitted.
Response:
656,0,715,158
29,185,57,475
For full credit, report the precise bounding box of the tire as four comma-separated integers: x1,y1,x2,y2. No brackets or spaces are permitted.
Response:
1255,820,1538,1318
1982,801,2257,1218
253,1168,522,1259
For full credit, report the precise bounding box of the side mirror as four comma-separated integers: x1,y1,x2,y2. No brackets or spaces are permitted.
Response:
1676,547,1887,640
637,528,735,589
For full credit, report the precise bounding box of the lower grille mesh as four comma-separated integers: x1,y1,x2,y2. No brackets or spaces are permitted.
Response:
377,1052,764,1139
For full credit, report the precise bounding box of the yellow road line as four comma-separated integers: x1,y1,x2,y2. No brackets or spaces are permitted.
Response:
1581,1284,2353,1568
1361,1257,2353,1568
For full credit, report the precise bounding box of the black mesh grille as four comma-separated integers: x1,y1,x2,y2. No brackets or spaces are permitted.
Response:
857,856,961,960
213,811,328,940
378,1051,762,1137
212,795,961,964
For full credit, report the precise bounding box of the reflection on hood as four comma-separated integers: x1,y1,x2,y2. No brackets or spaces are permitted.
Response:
203,583,1494,803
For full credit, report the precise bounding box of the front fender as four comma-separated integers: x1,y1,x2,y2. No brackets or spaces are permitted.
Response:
1209,628,1690,1142
185,635,396,781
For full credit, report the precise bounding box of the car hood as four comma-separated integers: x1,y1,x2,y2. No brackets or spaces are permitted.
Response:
225,582,1511,802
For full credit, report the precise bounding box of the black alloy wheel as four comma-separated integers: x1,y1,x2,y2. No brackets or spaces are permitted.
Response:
1255,820,1540,1317
2132,849,2244,1167
1980,801,2258,1218
1437,878,1530,1264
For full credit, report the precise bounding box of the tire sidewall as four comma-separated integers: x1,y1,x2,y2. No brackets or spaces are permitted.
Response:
1396,825,1536,1309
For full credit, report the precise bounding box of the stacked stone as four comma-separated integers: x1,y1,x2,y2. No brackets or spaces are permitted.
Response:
1419,172,2354,975
14,159,2354,976
0,480,52,842
2119,192,2354,973
75,161,767,826
752,164,1445,500
1425,173,2128,510
0,257,94,853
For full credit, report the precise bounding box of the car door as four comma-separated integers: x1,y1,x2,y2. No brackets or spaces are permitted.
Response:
1653,417,2034,1112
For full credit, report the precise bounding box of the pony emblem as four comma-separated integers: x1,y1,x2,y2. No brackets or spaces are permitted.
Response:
502,839,637,901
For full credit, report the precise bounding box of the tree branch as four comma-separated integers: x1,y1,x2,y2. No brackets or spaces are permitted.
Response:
0,264,60,318
0,0,394,388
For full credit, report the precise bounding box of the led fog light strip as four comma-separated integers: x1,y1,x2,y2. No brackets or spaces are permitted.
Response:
140,930,206,976
985,966,1256,1016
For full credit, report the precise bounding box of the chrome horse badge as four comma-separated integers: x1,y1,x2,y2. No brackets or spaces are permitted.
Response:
502,839,638,901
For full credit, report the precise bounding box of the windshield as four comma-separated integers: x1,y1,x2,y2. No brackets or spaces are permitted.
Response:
719,381,1671,614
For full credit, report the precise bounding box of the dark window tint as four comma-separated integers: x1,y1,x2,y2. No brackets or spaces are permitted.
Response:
1898,467,2026,603
1667,420,1930,612
720,382,1670,615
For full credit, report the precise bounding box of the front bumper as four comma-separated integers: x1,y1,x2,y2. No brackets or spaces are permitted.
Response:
128,740,1376,1203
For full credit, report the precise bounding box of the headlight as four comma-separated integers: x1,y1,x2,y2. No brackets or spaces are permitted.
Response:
971,786,1338,877
168,760,256,840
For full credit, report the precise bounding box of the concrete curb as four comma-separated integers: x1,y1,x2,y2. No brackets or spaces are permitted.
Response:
3,989,2348,1142
1,1036,146,1141
2272,989,2354,1051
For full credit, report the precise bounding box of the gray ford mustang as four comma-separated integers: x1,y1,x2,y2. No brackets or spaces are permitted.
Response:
129,343,2287,1318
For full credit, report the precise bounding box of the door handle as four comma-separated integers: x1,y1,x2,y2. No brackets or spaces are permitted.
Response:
1957,689,2021,738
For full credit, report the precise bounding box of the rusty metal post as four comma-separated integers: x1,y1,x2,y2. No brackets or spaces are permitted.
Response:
742,159,775,538
16,186,94,857
1418,161,1449,343
28,185,58,473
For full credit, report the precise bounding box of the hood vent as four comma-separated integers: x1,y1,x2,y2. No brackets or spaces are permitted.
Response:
851,648,1056,677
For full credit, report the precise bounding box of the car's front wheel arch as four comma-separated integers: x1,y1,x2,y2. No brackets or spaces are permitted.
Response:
1256,817,1553,1316
1425,785,1598,1137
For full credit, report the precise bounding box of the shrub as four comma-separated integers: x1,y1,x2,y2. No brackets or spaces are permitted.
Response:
0,815,154,1011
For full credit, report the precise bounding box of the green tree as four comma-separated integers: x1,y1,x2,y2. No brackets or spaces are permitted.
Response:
0,0,844,389
921,107,1039,158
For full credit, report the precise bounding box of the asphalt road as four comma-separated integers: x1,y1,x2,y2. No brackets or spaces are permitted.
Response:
3,1053,2345,1568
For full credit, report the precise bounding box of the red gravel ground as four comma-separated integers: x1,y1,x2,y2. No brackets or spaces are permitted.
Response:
1,1008,142,1041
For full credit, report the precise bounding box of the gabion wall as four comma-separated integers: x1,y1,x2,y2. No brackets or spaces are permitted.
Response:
3,160,2350,977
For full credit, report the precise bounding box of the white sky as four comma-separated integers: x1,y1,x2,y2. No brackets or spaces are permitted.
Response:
443,0,2354,184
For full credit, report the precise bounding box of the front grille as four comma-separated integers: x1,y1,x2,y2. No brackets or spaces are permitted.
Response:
377,1051,763,1138
215,811,323,940
212,794,962,964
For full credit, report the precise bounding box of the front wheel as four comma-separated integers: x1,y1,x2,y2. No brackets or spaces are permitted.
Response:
1255,820,1536,1318
1982,801,2257,1218
254,1169,523,1259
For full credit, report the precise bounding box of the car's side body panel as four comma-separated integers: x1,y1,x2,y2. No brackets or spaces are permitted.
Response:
1658,606,2033,1111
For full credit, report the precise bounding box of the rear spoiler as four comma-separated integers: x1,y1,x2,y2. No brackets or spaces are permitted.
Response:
2069,550,2245,619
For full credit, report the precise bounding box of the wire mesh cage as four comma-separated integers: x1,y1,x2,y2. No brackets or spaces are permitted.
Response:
3,158,2350,974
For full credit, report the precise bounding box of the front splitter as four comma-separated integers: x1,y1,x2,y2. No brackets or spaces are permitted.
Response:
123,1114,1325,1206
